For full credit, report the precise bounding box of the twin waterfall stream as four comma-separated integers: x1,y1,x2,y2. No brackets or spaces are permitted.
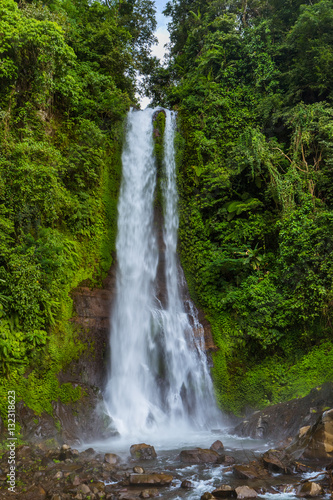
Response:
105,108,221,441
88,109,270,499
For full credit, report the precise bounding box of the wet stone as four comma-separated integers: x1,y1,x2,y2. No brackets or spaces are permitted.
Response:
77,483,91,494
130,444,157,460
181,480,194,488
180,448,221,464
235,486,258,498
262,449,294,474
129,473,173,486
296,481,324,497
210,440,225,454
139,488,160,498
212,485,236,498
90,481,106,492
201,493,216,500
134,466,145,474
105,453,122,465
233,463,270,480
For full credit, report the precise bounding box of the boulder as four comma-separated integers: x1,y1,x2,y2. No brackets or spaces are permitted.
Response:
210,440,224,454
212,485,235,497
180,448,221,464
201,493,216,500
181,480,193,488
129,473,173,486
77,484,91,495
104,453,121,465
262,449,294,474
235,486,258,499
296,482,323,497
134,466,145,473
233,462,270,480
130,444,157,460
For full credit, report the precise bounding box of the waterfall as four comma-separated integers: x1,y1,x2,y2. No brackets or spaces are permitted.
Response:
105,108,221,440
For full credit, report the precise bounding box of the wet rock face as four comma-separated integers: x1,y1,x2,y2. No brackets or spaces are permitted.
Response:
233,382,333,441
17,386,115,446
69,266,117,389
235,486,258,498
287,407,333,460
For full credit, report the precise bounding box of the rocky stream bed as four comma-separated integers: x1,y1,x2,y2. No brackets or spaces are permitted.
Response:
1,384,333,499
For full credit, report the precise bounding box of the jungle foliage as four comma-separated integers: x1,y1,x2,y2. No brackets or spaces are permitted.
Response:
152,0,333,413
0,0,156,425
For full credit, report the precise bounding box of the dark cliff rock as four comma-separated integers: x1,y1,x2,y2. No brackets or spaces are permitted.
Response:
17,385,115,446
233,382,333,442
67,266,117,389
285,407,333,460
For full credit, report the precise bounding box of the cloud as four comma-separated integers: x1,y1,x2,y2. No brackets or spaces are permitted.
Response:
151,26,170,61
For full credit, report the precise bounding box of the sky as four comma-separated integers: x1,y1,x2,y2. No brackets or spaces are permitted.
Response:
152,0,170,60
139,0,170,108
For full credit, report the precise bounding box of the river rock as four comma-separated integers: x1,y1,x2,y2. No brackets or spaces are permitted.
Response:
262,449,294,474
201,493,216,500
180,448,221,464
129,473,173,485
105,453,121,465
296,482,323,497
77,483,91,494
134,466,145,473
276,484,298,494
139,488,159,498
233,462,270,480
212,485,235,497
90,481,105,492
24,484,47,500
235,486,258,498
211,440,225,454
130,444,157,459
181,480,194,488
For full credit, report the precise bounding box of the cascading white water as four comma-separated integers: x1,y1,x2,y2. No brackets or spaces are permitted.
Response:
105,108,221,440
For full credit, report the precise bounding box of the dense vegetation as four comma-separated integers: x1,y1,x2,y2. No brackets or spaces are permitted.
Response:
1,0,333,429
149,0,333,413
0,0,156,430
